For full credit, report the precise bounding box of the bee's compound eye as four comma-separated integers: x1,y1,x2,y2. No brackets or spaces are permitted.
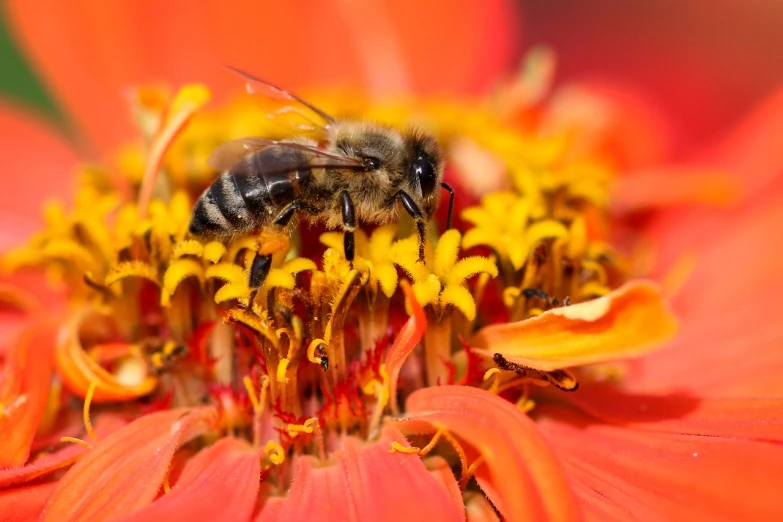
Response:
412,151,436,196
363,157,382,171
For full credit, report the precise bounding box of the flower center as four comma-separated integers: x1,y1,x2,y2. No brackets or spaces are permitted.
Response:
6,81,667,497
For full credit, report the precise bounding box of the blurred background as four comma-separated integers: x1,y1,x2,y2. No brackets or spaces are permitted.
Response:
1,0,782,156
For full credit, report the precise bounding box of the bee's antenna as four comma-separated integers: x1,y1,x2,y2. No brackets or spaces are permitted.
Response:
440,182,455,230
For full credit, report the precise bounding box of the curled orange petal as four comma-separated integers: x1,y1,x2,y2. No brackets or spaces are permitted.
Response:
401,386,578,521
386,280,427,415
120,437,260,522
256,426,463,522
0,322,57,467
471,280,678,371
55,309,158,402
42,406,216,522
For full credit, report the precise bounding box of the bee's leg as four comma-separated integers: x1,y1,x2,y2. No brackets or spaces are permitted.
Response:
440,182,455,230
397,191,426,262
340,191,356,265
249,253,272,290
272,202,300,227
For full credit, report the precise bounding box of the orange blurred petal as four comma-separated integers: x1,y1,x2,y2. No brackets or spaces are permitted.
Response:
42,406,216,522
472,280,678,371
0,101,77,248
612,167,739,212
120,437,260,522
0,322,57,467
402,385,578,521
387,281,427,415
631,180,783,397
0,414,127,489
0,482,57,522
256,426,464,522
537,403,783,520
6,0,518,156
698,84,783,198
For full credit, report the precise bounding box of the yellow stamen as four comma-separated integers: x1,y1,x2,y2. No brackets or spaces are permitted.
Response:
60,436,92,448
163,470,172,493
263,440,285,466
307,339,326,365
460,455,486,490
417,427,446,457
287,417,320,438
277,358,290,383
389,441,420,454
202,241,227,263
84,380,98,443
243,376,261,414
483,368,502,394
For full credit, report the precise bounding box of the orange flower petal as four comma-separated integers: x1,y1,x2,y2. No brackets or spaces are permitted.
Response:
402,385,578,521
119,437,260,522
6,0,517,155
0,322,57,467
0,414,127,489
537,403,783,520
471,280,678,371
0,482,57,522
386,281,427,415
0,101,77,247
567,384,783,441
42,406,216,522
256,426,464,522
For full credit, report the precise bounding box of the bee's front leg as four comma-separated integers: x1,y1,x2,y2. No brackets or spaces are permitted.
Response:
397,191,426,262
340,191,356,266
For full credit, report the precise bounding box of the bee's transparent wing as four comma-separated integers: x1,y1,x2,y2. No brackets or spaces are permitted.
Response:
207,137,366,174
226,65,335,132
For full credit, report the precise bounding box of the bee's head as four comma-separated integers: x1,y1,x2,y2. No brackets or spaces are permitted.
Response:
404,131,445,218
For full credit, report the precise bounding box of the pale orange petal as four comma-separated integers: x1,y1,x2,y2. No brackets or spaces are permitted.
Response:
471,280,678,371
256,426,464,522
537,403,783,521
119,437,260,522
42,407,216,522
402,385,578,522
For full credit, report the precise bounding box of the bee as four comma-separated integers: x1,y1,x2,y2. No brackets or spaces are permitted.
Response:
189,67,454,290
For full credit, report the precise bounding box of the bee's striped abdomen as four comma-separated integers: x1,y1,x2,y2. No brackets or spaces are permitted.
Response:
188,148,311,239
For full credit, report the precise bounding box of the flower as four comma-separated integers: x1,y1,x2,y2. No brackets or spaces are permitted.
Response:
2,3,783,522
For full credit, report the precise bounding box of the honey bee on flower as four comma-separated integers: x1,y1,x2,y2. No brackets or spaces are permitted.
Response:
6,4,781,516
